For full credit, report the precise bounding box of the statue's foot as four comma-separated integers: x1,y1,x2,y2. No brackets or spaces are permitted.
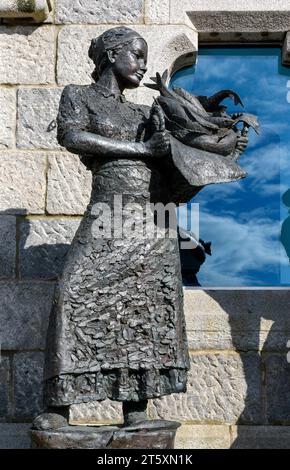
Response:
32,413,68,431
123,410,148,426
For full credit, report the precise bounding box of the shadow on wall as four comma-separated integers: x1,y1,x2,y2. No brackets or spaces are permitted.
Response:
205,290,290,449
0,210,77,422
18,216,78,280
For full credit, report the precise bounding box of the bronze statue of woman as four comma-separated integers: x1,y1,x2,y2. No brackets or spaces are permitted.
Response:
34,27,250,434
38,26,192,428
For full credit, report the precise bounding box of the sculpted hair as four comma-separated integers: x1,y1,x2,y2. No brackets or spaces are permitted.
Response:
89,26,146,82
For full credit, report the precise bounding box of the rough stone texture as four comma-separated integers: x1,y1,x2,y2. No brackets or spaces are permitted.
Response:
0,282,55,350
282,32,290,66
13,352,45,420
200,32,286,44
0,216,16,279
0,0,52,22
0,25,55,85
265,354,290,424
55,0,143,24
0,152,46,214
145,0,170,25
20,218,81,279
46,154,92,215
0,424,31,449
187,11,290,34
124,86,159,106
0,88,15,149
134,86,159,106
150,353,262,424
185,289,290,352
176,425,231,449
70,400,123,425
57,25,197,85
17,88,63,150
231,426,290,449
170,0,290,25
0,357,10,421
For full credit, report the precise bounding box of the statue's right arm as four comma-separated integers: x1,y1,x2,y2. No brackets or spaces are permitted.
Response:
57,85,170,160
61,128,153,159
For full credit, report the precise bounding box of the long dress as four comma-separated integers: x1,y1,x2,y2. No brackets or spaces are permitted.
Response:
44,83,190,407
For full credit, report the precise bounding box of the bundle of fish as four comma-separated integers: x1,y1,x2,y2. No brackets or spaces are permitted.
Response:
145,70,259,160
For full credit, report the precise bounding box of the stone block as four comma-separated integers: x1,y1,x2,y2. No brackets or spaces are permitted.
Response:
55,0,143,24
57,25,197,85
134,86,159,106
0,216,16,279
176,424,231,449
19,218,81,279
145,0,170,25
13,352,44,420
231,425,290,449
0,357,10,420
0,25,55,85
0,152,46,214
184,289,290,352
0,423,30,449
17,88,63,149
0,88,15,149
187,11,290,34
46,153,92,215
125,86,158,106
265,354,290,424
70,400,123,425
170,0,290,25
150,352,262,424
0,0,52,22
0,281,55,350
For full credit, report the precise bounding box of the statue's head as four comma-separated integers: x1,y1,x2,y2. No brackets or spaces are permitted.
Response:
89,27,148,89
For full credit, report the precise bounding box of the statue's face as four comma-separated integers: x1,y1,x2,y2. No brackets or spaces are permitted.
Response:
112,38,148,89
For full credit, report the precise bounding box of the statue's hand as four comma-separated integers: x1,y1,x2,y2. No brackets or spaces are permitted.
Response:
145,131,171,158
231,129,249,160
236,134,249,154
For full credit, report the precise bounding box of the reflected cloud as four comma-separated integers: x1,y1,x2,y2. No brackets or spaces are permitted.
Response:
198,212,281,286
172,47,290,286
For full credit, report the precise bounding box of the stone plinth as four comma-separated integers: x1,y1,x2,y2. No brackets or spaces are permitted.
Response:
31,420,180,449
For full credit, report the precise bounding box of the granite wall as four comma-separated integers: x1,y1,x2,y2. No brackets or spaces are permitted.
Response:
0,0,290,449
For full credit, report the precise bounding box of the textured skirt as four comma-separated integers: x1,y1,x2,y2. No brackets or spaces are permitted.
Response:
44,162,190,406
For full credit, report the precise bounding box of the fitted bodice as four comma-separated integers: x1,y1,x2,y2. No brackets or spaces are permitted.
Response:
57,83,170,203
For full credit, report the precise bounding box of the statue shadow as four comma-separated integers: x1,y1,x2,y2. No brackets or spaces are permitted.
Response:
18,217,73,280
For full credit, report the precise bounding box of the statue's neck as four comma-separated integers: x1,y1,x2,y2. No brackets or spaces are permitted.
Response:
97,68,125,95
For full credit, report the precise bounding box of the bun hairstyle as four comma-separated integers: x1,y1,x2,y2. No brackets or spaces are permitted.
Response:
88,27,147,82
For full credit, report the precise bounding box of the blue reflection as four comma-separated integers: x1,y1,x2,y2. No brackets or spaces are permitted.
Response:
171,48,290,287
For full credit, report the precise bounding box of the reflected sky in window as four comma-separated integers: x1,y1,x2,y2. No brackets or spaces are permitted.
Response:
171,48,290,287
